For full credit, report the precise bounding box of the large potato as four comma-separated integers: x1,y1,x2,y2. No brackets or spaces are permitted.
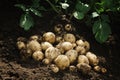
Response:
43,32,55,44
54,55,70,70
45,47,61,62
65,50,78,64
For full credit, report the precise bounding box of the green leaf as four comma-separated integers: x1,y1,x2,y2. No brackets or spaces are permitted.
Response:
29,8,42,17
101,14,110,23
75,1,90,14
73,11,84,20
93,20,111,43
20,13,34,30
14,4,26,11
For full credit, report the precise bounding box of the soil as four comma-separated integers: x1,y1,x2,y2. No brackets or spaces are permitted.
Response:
0,1,120,80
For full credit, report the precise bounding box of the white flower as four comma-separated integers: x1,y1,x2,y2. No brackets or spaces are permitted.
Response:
92,12,99,18
60,3,69,9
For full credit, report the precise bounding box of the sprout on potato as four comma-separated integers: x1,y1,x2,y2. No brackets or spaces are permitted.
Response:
41,42,53,51
78,55,89,64
54,55,70,70
45,47,61,62
32,51,44,61
64,33,76,43
65,50,78,64
43,32,55,44
86,52,99,66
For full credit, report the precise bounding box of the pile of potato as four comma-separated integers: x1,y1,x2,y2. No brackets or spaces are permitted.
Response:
16,24,107,74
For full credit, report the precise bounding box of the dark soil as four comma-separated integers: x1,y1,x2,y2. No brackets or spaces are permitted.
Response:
0,1,120,80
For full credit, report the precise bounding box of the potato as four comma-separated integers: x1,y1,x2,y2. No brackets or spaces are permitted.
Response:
84,41,90,51
54,24,63,34
75,46,86,55
64,24,72,31
27,40,41,52
86,52,99,66
42,58,50,65
65,50,78,64
17,41,26,50
78,55,89,64
76,63,91,74
64,33,76,43
54,55,70,70
41,42,53,51
32,51,44,61
30,35,39,41
55,36,63,43
69,65,77,72
94,66,101,72
101,68,107,73
45,47,61,62
43,32,55,44
50,64,59,73
61,42,73,51
76,39,85,47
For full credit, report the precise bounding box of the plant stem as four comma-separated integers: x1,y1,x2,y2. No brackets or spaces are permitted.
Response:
45,0,59,13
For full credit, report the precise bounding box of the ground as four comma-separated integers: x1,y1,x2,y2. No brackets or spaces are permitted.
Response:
0,2,120,80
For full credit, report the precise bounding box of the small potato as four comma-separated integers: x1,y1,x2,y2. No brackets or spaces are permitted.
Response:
64,24,72,31
94,66,101,72
41,42,53,51
61,42,73,51
86,52,99,66
64,33,76,43
54,24,63,34
55,36,63,43
43,32,55,44
101,68,107,73
75,46,86,55
17,41,26,50
32,51,44,61
54,55,70,70
27,40,41,52
50,64,59,73
42,58,50,65
78,55,89,64
69,65,77,72
76,39,85,47
84,41,90,51
30,35,39,41
45,47,61,62
76,63,91,74
65,50,78,64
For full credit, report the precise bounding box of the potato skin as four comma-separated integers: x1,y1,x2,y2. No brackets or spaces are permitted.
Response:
17,41,26,50
78,55,89,64
45,47,61,62
86,52,99,66
32,51,44,61
65,50,78,64
43,32,55,44
54,55,70,70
